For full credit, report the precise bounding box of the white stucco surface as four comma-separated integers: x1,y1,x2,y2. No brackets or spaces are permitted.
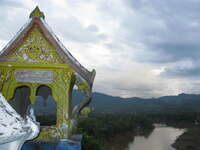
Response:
0,93,39,150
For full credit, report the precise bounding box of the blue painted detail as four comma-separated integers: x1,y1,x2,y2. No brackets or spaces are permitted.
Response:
22,140,81,150
56,140,81,150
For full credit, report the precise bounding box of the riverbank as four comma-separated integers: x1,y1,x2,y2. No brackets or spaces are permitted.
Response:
103,128,153,150
172,127,200,150
103,131,135,150
78,114,154,150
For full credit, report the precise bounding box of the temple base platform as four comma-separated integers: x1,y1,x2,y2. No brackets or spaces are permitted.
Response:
22,135,82,150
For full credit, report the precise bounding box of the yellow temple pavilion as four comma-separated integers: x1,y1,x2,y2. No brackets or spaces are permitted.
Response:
0,6,95,140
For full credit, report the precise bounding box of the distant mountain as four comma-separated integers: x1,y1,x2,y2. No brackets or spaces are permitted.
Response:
33,96,56,115
72,91,200,114
32,90,200,114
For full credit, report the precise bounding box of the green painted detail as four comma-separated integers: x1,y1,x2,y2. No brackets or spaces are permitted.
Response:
77,81,89,91
0,62,76,140
29,83,38,104
7,28,64,64
29,6,45,19
35,126,58,140
36,124,72,140
0,62,73,69
0,67,14,92
80,106,92,116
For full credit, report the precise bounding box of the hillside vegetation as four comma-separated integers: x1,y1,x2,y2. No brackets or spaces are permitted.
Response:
73,91,200,114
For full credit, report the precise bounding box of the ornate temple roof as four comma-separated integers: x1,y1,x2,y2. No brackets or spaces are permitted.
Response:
0,7,95,87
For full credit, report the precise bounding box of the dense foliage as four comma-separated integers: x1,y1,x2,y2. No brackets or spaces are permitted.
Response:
76,114,154,150
36,115,56,126
73,91,200,114
35,112,200,150
147,112,200,127
173,128,200,150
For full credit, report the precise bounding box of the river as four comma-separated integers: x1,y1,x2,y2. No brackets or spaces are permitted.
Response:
126,125,185,150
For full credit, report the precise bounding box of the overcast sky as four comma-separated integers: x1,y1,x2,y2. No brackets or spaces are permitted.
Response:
0,0,200,98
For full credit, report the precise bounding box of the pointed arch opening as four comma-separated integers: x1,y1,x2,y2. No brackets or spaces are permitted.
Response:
33,85,57,126
9,86,31,118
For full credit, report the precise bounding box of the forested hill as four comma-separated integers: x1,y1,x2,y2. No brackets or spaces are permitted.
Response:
72,91,200,114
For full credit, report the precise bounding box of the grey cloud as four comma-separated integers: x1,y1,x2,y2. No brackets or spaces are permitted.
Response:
125,0,200,18
0,0,23,7
118,0,200,61
86,25,99,32
161,65,200,78
1,0,200,97
0,0,27,41
94,75,166,98
154,42,200,62
50,17,107,44
136,41,200,64
0,0,107,45
96,0,200,81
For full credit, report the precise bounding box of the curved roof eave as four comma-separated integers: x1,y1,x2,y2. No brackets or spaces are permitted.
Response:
0,18,95,87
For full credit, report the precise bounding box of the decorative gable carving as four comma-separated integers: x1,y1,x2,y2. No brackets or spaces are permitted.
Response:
7,28,64,64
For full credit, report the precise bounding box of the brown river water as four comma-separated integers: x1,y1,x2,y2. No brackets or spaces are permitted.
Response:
126,126,185,150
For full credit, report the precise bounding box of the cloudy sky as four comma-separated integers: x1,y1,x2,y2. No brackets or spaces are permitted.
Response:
0,0,200,98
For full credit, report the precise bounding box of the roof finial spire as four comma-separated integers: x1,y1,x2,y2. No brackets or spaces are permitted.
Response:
29,6,45,19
